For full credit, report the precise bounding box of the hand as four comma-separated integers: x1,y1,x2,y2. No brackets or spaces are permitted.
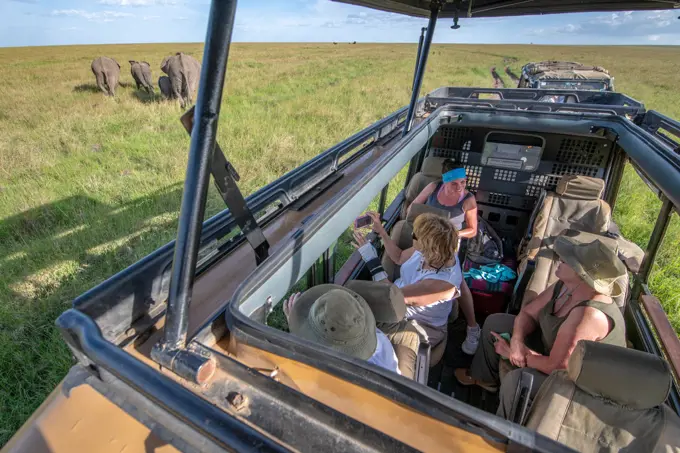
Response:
509,338,530,368
365,211,386,235
351,230,369,249
490,332,511,359
283,292,301,321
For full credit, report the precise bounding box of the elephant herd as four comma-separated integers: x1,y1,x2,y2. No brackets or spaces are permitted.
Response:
90,53,201,108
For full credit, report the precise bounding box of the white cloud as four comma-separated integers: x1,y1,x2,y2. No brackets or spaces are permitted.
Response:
143,15,161,20
648,34,661,41
98,0,179,6
51,9,134,21
59,27,80,31
558,23,582,33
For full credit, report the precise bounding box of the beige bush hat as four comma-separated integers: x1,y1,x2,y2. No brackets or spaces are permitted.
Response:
288,284,377,360
554,236,626,297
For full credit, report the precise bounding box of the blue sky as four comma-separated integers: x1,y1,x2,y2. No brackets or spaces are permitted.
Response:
1,0,679,48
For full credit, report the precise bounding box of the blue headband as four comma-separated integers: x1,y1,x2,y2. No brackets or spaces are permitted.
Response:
442,168,466,183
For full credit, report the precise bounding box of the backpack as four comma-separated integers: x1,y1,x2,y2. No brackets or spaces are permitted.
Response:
465,216,503,265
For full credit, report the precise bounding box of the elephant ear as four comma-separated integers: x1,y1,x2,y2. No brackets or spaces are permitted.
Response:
129,60,136,65
142,61,150,67
160,56,170,73
114,59,121,69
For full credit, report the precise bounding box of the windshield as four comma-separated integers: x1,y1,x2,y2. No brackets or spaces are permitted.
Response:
538,80,608,91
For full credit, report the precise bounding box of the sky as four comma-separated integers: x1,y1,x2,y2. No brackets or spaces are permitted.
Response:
1,0,679,48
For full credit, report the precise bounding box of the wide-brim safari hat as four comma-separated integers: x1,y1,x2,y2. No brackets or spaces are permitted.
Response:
288,284,377,361
554,236,626,298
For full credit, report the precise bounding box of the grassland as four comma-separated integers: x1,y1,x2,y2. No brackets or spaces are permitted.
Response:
1,42,679,445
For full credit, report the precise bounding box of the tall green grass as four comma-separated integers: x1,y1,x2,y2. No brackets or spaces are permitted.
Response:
0,43,679,445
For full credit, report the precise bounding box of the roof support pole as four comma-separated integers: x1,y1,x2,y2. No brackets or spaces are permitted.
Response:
631,195,673,301
411,27,427,92
403,6,439,188
151,0,238,385
403,7,438,138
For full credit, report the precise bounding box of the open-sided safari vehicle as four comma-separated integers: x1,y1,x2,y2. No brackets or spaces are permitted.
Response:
5,1,680,452
516,61,615,92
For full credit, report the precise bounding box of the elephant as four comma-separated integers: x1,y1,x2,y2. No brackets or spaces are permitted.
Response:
129,60,154,94
91,56,120,96
158,76,171,99
160,52,201,109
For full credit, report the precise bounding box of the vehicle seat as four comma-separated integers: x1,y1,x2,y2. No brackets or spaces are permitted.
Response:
524,340,680,453
518,175,613,306
401,156,450,218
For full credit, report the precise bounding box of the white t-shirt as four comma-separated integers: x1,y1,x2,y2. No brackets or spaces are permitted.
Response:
367,329,401,375
395,250,462,328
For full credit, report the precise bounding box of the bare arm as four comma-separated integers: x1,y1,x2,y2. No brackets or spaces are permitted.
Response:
457,201,478,239
401,279,459,307
526,306,610,374
365,211,415,265
406,182,437,216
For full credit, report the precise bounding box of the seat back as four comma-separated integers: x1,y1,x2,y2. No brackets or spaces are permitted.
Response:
525,341,680,453
524,229,629,309
519,175,614,306
521,175,610,263
401,156,450,218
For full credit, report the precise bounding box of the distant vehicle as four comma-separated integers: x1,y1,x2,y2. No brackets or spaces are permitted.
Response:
517,60,614,91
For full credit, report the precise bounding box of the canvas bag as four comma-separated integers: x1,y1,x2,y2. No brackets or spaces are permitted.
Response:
465,216,503,265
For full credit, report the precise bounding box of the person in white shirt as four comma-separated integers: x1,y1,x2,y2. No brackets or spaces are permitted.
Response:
353,212,461,349
283,285,400,375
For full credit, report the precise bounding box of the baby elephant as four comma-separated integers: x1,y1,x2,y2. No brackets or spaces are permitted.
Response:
160,52,201,109
129,60,154,94
158,76,171,99
91,56,120,96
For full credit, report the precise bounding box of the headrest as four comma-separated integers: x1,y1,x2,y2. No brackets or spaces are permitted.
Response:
568,341,672,410
421,157,448,177
406,203,450,224
556,175,604,200
344,280,405,323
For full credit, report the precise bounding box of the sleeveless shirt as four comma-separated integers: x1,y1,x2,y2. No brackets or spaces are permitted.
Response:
538,281,626,353
426,183,474,230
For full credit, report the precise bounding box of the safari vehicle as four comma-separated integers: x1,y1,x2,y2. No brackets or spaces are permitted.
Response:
517,61,614,91
5,1,680,452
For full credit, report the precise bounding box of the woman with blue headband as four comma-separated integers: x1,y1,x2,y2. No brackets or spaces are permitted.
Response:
408,159,481,354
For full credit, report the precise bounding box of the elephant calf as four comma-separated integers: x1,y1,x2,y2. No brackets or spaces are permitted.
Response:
160,52,201,109
129,60,154,94
91,56,121,96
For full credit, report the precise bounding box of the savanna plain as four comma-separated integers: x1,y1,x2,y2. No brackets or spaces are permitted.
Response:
1,42,680,445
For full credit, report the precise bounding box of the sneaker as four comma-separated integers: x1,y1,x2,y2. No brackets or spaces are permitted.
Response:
462,324,481,355
454,368,498,393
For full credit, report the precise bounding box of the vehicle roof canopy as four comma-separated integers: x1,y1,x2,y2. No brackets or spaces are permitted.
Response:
332,0,679,18
523,61,613,81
